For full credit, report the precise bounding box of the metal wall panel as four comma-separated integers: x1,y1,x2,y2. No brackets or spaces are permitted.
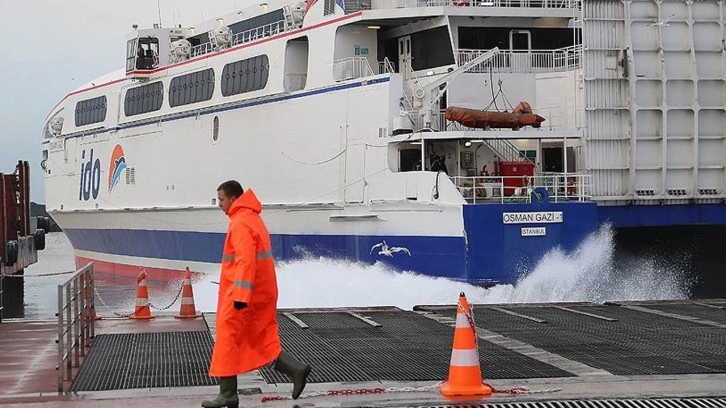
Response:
584,0,726,202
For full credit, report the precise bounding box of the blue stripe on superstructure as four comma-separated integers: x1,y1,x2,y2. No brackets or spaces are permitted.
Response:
63,228,467,281
58,76,392,140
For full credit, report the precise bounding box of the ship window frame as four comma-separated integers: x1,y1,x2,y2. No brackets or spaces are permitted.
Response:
220,55,269,97
44,108,66,139
124,81,164,117
169,68,215,107
74,96,108,127
213,116,220,141
126,39,137,72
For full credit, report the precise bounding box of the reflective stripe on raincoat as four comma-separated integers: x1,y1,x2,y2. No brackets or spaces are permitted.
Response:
209,189,282,377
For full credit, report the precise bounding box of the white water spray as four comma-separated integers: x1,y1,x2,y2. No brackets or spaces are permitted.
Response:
194,226,692,312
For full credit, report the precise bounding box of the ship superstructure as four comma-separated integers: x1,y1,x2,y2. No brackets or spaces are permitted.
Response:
42,0,726,283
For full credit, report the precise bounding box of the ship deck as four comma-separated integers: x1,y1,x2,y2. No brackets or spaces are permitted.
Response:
1,299,725,407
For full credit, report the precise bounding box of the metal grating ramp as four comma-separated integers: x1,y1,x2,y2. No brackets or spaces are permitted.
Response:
70,331,217,391
259,310,573,384
425,303,726,376
413,397,726,408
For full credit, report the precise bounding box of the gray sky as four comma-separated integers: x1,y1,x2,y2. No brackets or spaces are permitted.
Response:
0,0,250,202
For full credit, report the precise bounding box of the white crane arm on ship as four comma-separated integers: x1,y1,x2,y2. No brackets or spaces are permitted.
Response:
415,47,500,129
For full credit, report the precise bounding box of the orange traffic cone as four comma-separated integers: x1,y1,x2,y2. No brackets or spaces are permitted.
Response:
439,292,492,397
175,267,200,319
130,269,155,320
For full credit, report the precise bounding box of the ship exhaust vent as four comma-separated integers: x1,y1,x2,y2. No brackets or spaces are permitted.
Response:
698,188,719,195
635,189,656,196
667,188,688,196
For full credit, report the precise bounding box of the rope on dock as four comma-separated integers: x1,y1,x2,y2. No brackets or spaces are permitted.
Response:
1,270,76,278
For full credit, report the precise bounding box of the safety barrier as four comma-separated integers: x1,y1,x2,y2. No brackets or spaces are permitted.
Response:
56,262,96,394
451,173,591,204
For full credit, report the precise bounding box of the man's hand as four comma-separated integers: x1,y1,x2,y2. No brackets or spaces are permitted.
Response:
233,301,247,310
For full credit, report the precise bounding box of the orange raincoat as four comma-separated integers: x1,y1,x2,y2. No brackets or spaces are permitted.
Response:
209,189,282,377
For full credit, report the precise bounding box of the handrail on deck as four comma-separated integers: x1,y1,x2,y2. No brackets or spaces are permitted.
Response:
388,0,579,9
333,57,375,82
456,45,582,74
57,262,96,394
451,173,590,204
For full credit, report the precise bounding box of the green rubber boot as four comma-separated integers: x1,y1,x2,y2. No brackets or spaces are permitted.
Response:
201,376,239,408
273,350,312,399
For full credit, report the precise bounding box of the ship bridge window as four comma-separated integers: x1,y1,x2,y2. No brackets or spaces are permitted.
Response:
124,81,164,116
126,37,160,71
75,96,108,127
169,68,215,107
221,55,269,96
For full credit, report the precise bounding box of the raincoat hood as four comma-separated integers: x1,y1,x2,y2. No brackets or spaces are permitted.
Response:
228,188,262,217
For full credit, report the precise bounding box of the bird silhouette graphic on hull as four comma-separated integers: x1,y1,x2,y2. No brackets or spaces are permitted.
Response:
370,241,411,257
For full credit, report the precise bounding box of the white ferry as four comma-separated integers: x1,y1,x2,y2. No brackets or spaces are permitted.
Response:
42,0,726,283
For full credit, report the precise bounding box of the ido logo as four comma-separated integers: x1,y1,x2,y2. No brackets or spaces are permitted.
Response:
79,149,101,201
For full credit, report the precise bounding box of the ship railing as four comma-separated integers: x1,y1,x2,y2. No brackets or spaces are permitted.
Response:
451,172,590,204
57,263,96,394
378,0,579,9
379,58,396,74
190,42,214,58
456,45,582,74
345,0,373,12
190,19,298,58
333,57,375,82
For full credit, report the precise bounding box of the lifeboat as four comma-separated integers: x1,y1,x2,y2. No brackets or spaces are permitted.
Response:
445,101,545,130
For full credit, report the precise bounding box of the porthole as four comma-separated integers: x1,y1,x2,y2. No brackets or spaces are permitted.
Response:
213,116,220,141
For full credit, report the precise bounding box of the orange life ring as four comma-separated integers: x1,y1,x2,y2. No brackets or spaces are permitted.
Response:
451,0,468,6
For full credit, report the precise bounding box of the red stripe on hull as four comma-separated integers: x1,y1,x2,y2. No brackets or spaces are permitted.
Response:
75,256,205,282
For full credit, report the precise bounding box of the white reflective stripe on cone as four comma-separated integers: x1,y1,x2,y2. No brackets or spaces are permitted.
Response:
450,348,479,366
136,299,149,307
456,312,472,328
181,297,195,305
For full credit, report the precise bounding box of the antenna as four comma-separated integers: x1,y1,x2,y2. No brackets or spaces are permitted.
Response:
157,0,163,27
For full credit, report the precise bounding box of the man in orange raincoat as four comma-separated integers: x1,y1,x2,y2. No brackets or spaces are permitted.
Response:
202,180,312,408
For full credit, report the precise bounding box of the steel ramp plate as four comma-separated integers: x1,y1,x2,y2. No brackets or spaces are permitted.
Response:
412,397,726,408
70,331,217,392
259,310,574,384
420,303,726,376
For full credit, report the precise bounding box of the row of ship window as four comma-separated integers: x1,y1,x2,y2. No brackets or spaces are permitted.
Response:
74,55,269,126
